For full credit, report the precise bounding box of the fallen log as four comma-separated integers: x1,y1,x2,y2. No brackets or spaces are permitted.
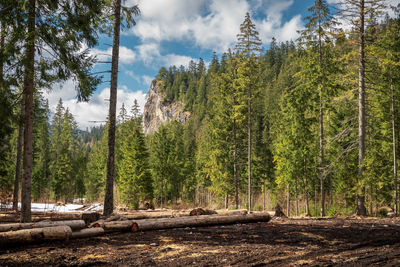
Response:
131,213,271,232
0,225,72,245
121,210,187,220
0,220,85,232
99,221,134,232
71,227,104,239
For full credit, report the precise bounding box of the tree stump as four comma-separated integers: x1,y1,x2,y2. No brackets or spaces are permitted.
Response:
275,204,286,217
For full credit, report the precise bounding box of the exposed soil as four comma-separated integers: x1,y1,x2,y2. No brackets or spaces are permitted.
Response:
1,217,400,266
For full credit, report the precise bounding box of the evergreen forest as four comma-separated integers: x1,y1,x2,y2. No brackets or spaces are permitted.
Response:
1,0,400,222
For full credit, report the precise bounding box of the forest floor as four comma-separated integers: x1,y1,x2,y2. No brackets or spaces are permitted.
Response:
1,216,400,266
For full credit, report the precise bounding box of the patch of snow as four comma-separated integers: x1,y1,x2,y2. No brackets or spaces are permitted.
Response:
3,202,103,213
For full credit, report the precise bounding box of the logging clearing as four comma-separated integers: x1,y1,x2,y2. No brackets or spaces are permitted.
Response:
2,216,400,266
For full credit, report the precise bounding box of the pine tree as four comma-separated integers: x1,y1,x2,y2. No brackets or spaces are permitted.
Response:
299,0,337,216
338,0,385,216
119,121,153,209
118,103,128,124
104,1,140,217
131,99,141,120
17,0,103,222
235,12,262,211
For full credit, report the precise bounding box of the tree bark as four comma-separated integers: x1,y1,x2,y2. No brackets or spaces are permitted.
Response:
233,116,239,209
21,0,36,223
391,71,398,215
263,183,266,211
0,226,72,245
304,156,311,216
248,84,252,212
93,220,134,232
71,227,104,239
317,1,325,217
295,176,299,216
0,220,85,232
13,102,24,211
356,0,367,216
286,184,290,217
104,0,122,217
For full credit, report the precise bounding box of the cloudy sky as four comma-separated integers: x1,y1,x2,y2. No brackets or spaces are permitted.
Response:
44,0,397,129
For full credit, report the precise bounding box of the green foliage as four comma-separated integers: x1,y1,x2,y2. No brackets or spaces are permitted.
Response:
118,120,153,209
148,121,185,205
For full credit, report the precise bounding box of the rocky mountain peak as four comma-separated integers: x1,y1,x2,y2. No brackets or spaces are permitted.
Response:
142,80,190,134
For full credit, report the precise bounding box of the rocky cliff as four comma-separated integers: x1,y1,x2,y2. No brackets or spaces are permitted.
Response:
142,80,191,134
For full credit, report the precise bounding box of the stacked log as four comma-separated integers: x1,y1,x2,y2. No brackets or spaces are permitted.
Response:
0,212,271,245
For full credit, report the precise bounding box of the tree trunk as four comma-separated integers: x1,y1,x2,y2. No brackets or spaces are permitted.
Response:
21,0,36,223
233,116,239,209
0,220,85,232
317,5,325,218
295,176,299,216
263,183,266,211
286,184,290,217
104,0,122,217
71,227,104,239
329,171,333,206
314,185,317,216
13,102,24,211
320,101,325,217
391,71,398,215
304,156,311,216
248,85,252,212
131,213,271,232
225,193,228,209
356,0,367,216
2,20,22,212
0,226,72,245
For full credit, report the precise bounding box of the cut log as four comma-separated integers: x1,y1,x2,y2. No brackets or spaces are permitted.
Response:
131,213,270,232
0,220,85,232
71,227,104,239
0,225,72,245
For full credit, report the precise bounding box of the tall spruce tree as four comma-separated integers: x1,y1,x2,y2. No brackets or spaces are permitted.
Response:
17,0,103,222
339,0,385,216
235,12,262,211
104,1,140,217
299,0,336,216
118,121,153,209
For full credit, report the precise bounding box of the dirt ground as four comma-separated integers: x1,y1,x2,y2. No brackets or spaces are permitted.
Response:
1,216,400,266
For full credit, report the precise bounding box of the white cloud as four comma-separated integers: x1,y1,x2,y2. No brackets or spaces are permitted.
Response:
90,46,136,64
130,0,303,52
45,80,147,130
125,71,154,86
276,15,302,41
163,54,195,68
257,0,303,42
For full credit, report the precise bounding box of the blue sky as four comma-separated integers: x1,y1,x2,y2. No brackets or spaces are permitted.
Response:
43,0,398,129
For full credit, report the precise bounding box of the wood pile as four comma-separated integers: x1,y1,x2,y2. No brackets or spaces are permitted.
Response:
0,211,271,246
